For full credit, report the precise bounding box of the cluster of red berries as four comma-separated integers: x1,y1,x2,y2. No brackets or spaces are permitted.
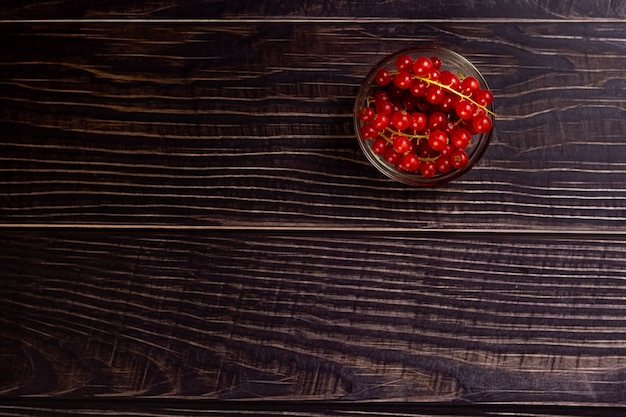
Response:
357,53,494,178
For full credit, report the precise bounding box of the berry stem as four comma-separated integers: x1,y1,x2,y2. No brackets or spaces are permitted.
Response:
390,70,495,116
386,127,428,141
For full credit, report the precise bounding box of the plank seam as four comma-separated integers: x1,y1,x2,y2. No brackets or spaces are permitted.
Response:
1,18,625,24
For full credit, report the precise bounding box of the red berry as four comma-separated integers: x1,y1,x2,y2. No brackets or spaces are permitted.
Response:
410,112,427,131
391,110,411,130
455,100,475,119
451,128,471,149
360,124,378,140
392,135,412,154
472,114,493,133
428,111,447,130
438,94,455,112
358,106,375,122
413,56,434,76
409,80,428,97
443,120,456,135
473,89,494,106
387,85,405,101
417,140,437,158
384,148,402,165
428,69,441,81
450,149,469,169
402,153,420,172
416,99,432,112
440,143,454,158
435,156,451,174
420,161,437,178
440,70,460,91
430,56,441,69
375,100,394,115
396,54,414,72
374,91,390,102
425,85,444,104
372,137,388,155
461,76,480,95
428,130,448,151
393,72,413,89
375,69,391,86
402,93,418,110
400,153,420,172
372,113,390,131
405,140,416,154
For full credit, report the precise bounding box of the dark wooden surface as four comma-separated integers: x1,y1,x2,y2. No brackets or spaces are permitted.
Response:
3,1,626,415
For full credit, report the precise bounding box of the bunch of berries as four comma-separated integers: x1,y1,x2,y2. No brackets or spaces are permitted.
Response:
357,53,494,178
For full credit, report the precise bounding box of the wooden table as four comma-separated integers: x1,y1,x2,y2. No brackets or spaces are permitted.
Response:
3,1,626,415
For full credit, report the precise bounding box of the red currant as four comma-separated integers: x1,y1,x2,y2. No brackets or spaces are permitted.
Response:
472,114,493,133
428,69,441,81
360,124,378,140
387,85,405,101
443,120,456,135
393,72,413,89
416,99,432,112
384,148,402,165
450,149,469,169
439,70,460,91
375,69,392,86
409,79,428,97
392,135,412,154
455,100,475,119
400,153,420,172
372,113,390,131
461,76,480,95
430,56,441,69
374,91,390,102
376,100,394,115
420,161,437,178
440,143,454,158
435,156,451,174
358,106,375,122
473,89,494,106
395,54,414,72
412,56,434,76
450,128,471,149
425,85,444,104
438,94,455,112
372,137,388,155
428,130,448,151
417,140,437,158
391,110,411,130
428,111,447,130
402,93,418,110
410,112,427,131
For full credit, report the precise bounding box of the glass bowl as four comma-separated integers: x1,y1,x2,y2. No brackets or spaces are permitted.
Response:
354,46,494,187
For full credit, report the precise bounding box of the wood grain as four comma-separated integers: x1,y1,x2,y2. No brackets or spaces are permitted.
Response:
3,22,626,230
3,231,626,404
1,1,626,20
0,401,621,417
3,0,626,413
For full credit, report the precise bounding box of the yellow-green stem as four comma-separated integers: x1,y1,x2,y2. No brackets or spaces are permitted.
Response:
389,70,495,116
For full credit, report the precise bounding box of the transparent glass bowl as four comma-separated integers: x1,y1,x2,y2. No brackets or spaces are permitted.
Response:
354,46,494,187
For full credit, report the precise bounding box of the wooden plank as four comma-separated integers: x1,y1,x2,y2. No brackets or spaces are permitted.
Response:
0,1,625,20
2,22,626,230
0,401,621,417
3,231,626,404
